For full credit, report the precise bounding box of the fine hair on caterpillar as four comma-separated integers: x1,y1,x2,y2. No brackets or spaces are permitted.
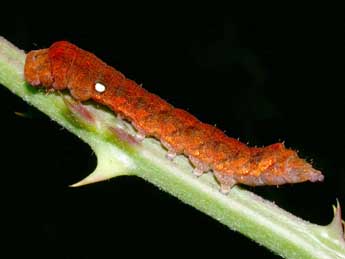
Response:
24,41,324,193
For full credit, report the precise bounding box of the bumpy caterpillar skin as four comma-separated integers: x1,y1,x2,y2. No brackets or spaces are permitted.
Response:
24,41,324,193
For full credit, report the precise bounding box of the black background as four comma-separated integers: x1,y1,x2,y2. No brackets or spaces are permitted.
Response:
1,4,343,258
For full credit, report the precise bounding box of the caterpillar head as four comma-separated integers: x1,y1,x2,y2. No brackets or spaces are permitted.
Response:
25,41,95,101
25,41,77,92
24,49,53,88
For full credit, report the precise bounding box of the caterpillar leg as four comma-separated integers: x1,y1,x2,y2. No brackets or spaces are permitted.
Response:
135,132,146,142
166,151,177,160
161,140,182,161
193,168,204,177
213,171,237,194
189,156,210,177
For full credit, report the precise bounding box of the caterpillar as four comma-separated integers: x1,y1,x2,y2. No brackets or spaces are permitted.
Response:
24,41,324,193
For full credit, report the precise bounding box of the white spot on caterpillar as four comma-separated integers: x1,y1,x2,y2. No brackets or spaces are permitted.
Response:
95,82,106,93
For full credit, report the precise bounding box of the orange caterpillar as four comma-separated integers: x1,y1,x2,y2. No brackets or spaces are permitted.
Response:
24,41,324,193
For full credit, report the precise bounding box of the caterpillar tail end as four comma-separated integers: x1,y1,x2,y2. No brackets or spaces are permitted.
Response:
248,143,325,186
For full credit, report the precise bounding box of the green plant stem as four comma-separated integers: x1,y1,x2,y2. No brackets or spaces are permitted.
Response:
0,36,344,259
